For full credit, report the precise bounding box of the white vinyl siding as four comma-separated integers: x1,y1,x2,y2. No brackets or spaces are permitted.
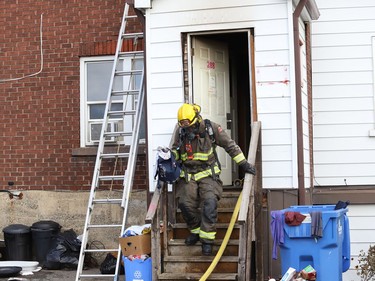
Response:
312,0,375,186
311,4,375,280
371,37,375,137
145,0,303,189
343,204,375,281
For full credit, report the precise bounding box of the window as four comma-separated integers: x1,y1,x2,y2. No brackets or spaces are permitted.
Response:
80,56,145,147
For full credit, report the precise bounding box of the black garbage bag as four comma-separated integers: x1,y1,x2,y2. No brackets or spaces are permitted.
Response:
45,229,82,270
334,200,350,210
100,253,125,275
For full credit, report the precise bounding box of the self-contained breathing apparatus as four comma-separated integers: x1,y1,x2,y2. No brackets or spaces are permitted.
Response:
177,118,221,182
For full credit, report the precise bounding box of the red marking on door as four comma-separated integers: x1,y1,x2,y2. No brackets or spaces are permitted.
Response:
207,61,215,69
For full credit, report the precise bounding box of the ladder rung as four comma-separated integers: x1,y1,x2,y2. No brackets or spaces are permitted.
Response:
88,224,122,229
115,69,142,76
79,274,115,278
107,110,136,117
100,153,129,159
111,89,139,96
104,131,133,137
98,175,124,181
119,50,143,58
122,32,144,39
125,15,138,19
92,198,122,204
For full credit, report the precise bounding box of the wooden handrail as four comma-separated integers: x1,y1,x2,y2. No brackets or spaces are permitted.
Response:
145,185,162,223
238,121,261,222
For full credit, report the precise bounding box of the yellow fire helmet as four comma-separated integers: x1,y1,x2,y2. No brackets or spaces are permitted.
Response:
177,103,201,127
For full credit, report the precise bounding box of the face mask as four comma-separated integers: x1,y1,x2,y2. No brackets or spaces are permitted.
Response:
187,131,195,141
189,123,201,140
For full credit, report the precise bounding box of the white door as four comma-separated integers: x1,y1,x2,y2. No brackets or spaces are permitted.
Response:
192,37,232,185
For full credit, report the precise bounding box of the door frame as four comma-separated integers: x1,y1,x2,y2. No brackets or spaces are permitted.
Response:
186,29,256,183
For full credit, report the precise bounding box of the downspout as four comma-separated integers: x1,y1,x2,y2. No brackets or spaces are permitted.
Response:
132,3,150,197
293,0,308,205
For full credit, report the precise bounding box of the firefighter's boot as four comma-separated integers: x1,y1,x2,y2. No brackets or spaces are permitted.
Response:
202,243,213,256
185,233,199,246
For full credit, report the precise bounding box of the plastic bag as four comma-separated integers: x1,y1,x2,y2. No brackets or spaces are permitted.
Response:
122,224,151,237
100,253,124,275
45,229,82,270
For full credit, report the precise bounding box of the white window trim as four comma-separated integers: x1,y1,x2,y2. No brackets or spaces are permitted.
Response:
80,55,131,147
80,55,145,147
80,56,113,147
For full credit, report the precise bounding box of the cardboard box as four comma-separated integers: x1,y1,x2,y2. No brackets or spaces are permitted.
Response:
119,233,151,256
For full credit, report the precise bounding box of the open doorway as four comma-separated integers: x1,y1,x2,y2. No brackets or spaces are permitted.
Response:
184,30,255,185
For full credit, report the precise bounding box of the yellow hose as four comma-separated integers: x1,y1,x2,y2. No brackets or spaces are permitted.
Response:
199,191,243,281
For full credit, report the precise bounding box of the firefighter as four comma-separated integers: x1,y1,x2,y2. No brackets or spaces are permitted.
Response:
171,103,256,255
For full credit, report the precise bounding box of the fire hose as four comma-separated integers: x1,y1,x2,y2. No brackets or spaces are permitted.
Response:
199,191,243,281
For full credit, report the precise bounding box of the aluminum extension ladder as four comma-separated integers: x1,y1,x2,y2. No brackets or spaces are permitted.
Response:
75,3,144,280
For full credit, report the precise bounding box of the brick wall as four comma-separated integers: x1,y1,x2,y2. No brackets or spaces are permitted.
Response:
0,1,147,191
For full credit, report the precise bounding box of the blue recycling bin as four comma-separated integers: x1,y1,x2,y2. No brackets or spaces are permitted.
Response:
123,256,152,281
279,205,350,281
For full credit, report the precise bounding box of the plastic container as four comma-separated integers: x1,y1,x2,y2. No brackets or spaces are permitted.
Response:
3,224,32,261
279,205,350,281
123,256,152,281
0,240,6,261
31,220,61,265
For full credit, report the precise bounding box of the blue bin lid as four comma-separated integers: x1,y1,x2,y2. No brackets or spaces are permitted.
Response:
286,204,348,217
282,204,348,238
3,224,30,234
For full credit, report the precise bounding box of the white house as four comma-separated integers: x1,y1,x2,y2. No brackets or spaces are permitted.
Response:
135,0,375,279
312,1,375,280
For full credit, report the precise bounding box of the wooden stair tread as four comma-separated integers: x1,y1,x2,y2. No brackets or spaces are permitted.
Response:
168,239,239,246
158,272,238,280
177,207,236,212
172,222,240,228
220,191,241,197
163,255,238,262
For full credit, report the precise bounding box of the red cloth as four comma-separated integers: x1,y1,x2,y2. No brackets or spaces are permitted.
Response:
284,211,306,226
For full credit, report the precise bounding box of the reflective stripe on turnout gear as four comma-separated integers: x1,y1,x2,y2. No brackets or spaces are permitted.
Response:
199,229,216,240
180,164,221,182
179,147,214,161
172,149,179,161
191,227,200,234
190,227,216,241
233,152,246,164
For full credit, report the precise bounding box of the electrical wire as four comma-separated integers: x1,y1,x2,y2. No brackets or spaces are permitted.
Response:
0,14,44,83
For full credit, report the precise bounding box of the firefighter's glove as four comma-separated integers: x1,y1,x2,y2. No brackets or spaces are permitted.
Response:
240,161,256,175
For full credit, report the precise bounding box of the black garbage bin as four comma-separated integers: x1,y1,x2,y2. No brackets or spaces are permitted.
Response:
3,224,32,261
31,220,61,265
